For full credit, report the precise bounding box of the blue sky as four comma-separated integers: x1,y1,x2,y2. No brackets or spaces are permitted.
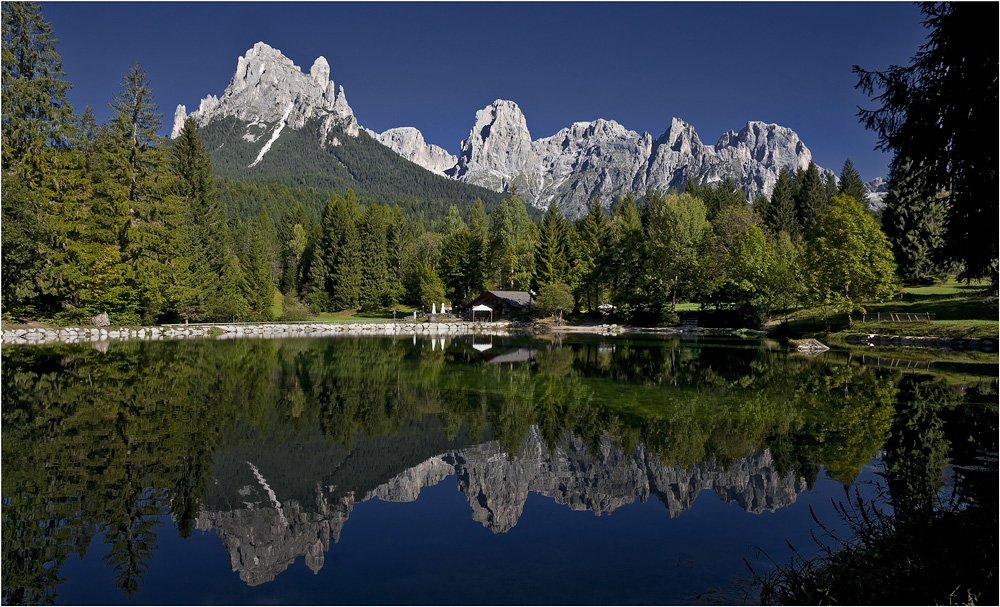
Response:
43,1,928,181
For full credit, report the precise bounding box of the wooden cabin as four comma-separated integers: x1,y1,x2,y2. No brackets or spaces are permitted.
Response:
469,290,534,318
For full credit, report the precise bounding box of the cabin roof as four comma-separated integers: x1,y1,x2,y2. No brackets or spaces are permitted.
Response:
472,290,534,309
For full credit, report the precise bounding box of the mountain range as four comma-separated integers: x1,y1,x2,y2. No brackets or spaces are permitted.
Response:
173,42,886,219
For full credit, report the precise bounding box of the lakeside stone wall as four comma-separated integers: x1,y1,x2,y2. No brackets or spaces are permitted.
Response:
1,321,538,346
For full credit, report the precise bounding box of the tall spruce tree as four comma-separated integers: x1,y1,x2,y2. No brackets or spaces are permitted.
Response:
761,167,802,237
881,159,951,284
323,190,362,310
534,204,569,288
794,161,828,233
440,205,467,239
602,192,646,318
838,158,868,206
170,115,228,320
1,1,74,171
487,190,537,290
1,1,90,318
438,228,484,309
92,63,191,324
241,222,274,320
277,203,308,295
357,204,393,311
576,197,608,313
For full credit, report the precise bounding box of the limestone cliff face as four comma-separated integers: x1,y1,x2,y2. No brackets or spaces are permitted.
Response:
196,429,807,583
172,42,358,156
443,100,821,217
367,127,458,176
445,99,541,192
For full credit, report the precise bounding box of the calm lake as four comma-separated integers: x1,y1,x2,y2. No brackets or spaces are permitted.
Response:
2,333,996,605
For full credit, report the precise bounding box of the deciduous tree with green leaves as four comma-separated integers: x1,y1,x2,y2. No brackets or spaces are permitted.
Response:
487,190,537,290
537,282,574,325
645,192,713,315
804,194,899,328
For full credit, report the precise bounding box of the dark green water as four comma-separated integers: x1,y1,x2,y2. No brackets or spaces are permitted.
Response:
2,334,996,604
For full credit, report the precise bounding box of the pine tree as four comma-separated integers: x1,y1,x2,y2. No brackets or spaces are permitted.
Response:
357,204,392,311
170,115,227,320
277,204,308,295
217,253,250,321
576,197,608,313
466,198,489,294
256,205,281,284
241,224,274,320
1,1,75,172
794,161,828,233
764,168,800,237
301,243,330,312
856,2,998,282
824,172,838,201
384,205,412,302
438,229,484,309
534,204,569,287
95,63,191,324
881,159,951,284
1,2,90,318
320,191,362,310
838,158,868,207
440,204,467,239
487,191,537,290
602,192,646,317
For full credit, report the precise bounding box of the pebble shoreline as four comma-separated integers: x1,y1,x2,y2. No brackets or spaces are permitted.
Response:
1,321,622,346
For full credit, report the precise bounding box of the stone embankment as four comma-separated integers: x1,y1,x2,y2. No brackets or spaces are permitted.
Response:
1,321,539,346
846,334,996,352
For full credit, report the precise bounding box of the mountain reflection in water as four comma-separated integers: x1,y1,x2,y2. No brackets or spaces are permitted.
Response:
2,334,995,604
199,427,806,586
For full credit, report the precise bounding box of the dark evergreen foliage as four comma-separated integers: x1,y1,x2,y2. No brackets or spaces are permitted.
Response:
855,1,998,283
793,161,828,233
762,168,800,237
881,160,951,284
837,158,868,207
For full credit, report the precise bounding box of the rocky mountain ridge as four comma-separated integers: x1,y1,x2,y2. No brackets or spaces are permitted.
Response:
174,42,880,218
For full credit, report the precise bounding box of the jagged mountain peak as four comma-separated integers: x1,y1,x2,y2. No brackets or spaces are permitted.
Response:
172,42,358,152
654,117,704,154
445,99,537,189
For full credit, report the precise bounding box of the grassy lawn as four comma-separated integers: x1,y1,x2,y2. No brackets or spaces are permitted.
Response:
768,277,998,340
313,306,419,322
